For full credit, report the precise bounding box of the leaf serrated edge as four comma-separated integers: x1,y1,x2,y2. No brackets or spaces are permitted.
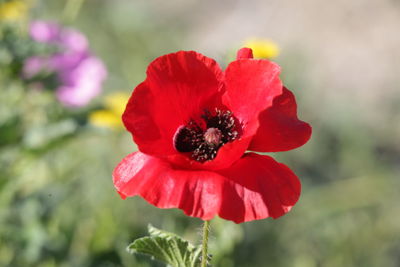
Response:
128,225,206,267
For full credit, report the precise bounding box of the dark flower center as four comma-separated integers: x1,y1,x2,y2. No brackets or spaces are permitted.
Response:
174,109,239,162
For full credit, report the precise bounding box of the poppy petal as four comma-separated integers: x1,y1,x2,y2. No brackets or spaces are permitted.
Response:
223,58,283,137
236,47,254,59
165,134,253,171
123,51,224,156
113,152,300,223
113,152,225,220
249,87,312,152
217,152,301,223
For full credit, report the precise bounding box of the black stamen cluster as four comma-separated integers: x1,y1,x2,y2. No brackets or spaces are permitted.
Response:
203,110,238,144
174,109,239,162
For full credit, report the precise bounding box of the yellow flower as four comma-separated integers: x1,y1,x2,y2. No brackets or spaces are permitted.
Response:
0,0,28,22
89,110,123,129
243,39,280,59
104,92,129,116
89,92,130,130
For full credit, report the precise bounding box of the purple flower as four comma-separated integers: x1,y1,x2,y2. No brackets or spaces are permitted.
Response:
24,20,107,108
59,28,88,53
29,21,61,43
22,56,48,79
56,56,107,107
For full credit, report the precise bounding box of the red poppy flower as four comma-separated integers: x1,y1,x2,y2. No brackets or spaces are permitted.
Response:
113,48,311,223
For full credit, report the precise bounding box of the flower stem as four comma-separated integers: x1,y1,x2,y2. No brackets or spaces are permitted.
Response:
201,220,210,267
63,0,86,22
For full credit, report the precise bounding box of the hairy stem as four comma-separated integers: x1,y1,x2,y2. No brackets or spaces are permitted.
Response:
201,220,210,267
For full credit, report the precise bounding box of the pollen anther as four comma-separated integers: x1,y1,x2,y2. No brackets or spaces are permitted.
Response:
173,109,240,162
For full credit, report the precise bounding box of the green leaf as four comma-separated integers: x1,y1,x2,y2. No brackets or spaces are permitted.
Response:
127,224,206,267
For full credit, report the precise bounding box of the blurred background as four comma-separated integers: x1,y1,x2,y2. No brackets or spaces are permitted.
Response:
1,0,399,266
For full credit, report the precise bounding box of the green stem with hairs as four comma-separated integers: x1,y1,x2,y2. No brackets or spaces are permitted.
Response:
201,220,210,267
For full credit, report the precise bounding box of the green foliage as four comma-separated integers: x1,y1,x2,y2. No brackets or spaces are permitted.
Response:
128,225,204,267
0,24,50,80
